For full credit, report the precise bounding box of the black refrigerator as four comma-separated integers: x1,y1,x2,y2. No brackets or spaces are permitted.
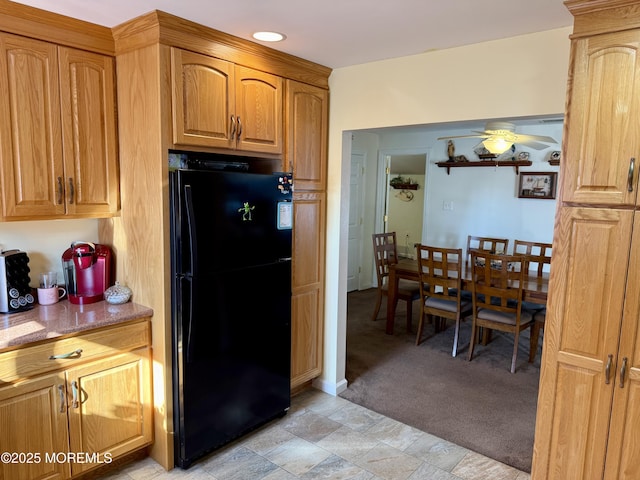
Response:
169,159,293,468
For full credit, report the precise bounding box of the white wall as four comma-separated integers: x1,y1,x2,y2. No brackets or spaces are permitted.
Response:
423,130,560,250
352,122,561,290
0,219,99,288
317,27,573,395
383,124,562,249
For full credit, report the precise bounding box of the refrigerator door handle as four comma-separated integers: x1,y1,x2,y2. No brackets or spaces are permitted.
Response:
180,275,195,363
184,185,198,277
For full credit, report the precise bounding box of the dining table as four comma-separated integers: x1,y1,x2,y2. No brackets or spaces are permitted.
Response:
385,258,549,335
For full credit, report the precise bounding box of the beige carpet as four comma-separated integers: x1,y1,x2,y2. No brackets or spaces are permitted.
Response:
340,288,542,473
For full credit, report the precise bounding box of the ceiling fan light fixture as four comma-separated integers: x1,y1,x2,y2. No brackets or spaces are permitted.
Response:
252,31,286,42
482,136,513,154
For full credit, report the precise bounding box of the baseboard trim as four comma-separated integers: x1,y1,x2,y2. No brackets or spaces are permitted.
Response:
312,377,348,396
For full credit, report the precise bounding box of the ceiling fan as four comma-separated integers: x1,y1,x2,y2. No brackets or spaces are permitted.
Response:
437,121,558,154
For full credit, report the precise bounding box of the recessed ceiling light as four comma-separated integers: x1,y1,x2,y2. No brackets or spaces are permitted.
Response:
252,31,286,42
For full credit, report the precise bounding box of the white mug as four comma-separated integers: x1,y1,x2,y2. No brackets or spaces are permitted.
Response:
37,286,67,305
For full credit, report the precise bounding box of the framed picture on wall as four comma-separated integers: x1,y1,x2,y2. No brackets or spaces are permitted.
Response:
518,172,557,199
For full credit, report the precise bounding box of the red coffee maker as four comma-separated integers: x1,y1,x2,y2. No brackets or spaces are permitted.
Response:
62,242,113,305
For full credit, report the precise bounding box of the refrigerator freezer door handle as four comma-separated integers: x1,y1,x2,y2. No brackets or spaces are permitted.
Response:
184,185,197,277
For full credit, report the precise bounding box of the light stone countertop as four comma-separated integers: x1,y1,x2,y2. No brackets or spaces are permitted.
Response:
0,300,153,351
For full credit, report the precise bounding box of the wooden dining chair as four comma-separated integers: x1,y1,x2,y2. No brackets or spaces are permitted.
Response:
513,240,552,361
468,250,534,373
415,245,473,357
461,236,510,302
371,232,420,332
513,240,552,277
466,235,509,263
529,308,546,363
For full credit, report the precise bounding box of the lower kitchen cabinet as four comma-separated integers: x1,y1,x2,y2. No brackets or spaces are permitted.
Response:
66,349,151,476
291,192,326,388
0,372,69,480
0,320,152,480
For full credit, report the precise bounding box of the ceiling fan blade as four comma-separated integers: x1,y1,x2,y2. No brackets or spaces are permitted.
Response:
514,133,558,144
471,130,493,135
518,140,552,150
436,133,488,140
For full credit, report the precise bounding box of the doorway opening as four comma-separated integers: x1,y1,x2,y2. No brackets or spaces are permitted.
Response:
381,153,426,259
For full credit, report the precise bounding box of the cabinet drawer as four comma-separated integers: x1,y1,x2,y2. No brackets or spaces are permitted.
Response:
0,319,150,384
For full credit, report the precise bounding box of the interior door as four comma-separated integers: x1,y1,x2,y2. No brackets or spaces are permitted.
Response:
347,152,365,291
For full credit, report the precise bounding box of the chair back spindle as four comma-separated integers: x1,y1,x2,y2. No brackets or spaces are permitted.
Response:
466,235,509,263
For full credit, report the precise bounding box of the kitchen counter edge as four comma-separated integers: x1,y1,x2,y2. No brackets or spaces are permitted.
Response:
0,300,154,351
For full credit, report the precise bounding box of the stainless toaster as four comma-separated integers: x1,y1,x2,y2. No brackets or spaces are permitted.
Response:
0,249,35,313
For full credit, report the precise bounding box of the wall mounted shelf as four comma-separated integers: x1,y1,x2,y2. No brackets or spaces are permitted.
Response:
436,160,533,175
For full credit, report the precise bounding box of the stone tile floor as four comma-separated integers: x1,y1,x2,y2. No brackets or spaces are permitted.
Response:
100,389,530,480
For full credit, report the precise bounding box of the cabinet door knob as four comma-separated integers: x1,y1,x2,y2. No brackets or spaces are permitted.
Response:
230,115,236,139
605,354,613,384
620,357,628,388
57,384,66,413
237,116,242,140
68,178,75,204
57,177,64,205
628,158,635,192
71,380,79,408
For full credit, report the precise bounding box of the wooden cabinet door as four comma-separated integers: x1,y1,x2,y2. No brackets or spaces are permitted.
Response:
0,33,64,218
561,30,640,206
291,192,325,388
235,65,283,154
172,48,236,149
533,206,633,480
603,210,640,479
66,348,152,477
58,47,119,217
0,373,70,480
285,80,328,190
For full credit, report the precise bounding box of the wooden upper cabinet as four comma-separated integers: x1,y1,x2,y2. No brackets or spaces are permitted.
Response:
172,48,283,154
172,48,235,149
58,47,119,217
561,30,640,206
235,65,282,154
285,80,328,190
0,33,119,220
0,33,64,218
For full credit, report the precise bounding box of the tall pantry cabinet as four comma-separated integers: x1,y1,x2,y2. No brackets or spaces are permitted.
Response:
286,80,328,389
532,1,640,479
108,11,330,469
